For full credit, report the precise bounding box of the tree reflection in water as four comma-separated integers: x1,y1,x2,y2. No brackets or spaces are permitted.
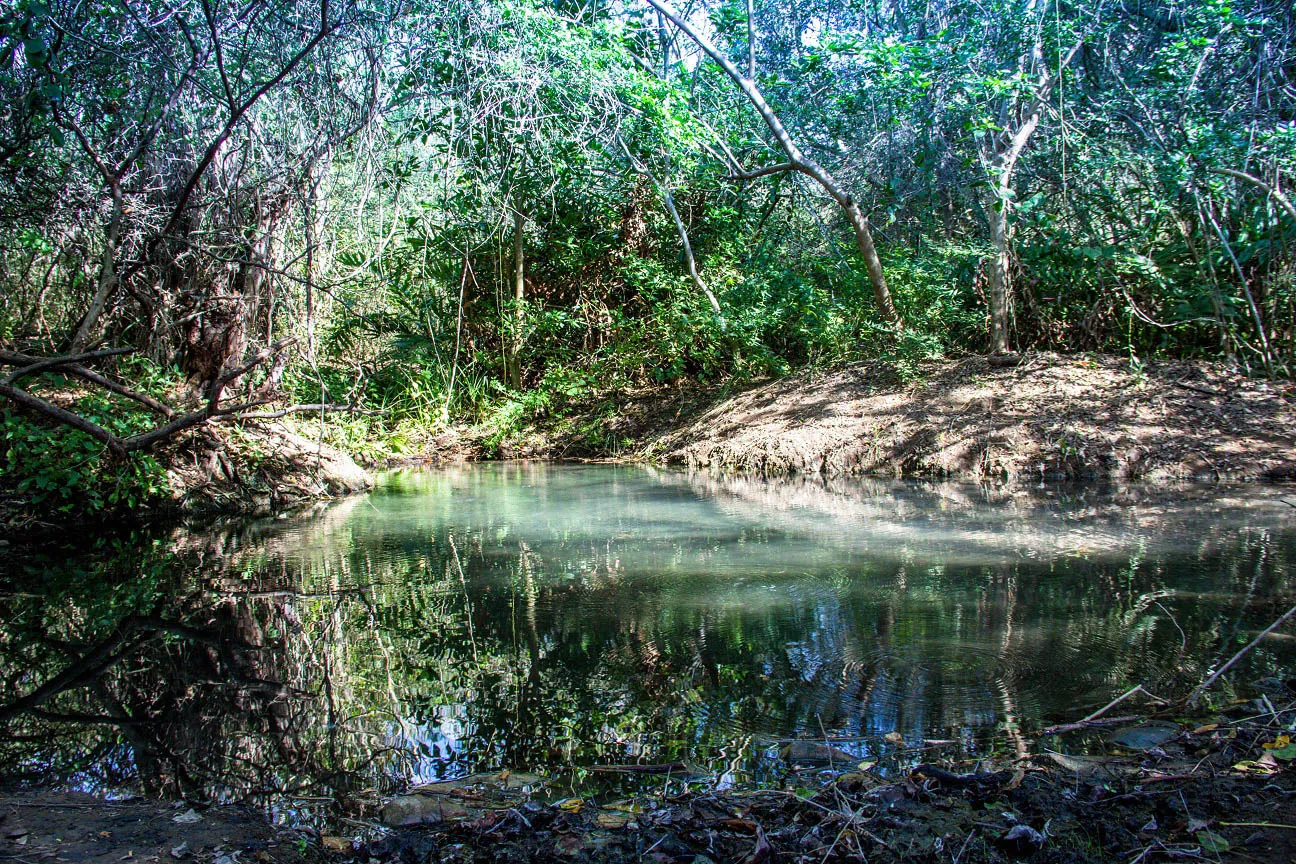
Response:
0,465,1293,818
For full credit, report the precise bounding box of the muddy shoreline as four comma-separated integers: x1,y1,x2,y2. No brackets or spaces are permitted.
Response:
4,689,1294,864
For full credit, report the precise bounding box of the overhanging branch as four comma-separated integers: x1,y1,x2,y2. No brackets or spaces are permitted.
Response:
0,340,296,456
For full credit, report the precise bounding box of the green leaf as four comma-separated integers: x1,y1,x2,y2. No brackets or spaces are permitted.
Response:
1195,830,1230,854
1268,743,1296,760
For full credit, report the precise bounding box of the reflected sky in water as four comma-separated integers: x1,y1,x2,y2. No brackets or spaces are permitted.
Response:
1,464,1293,808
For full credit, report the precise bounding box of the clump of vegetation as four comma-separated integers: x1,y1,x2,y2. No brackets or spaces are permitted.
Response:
2,391,169,518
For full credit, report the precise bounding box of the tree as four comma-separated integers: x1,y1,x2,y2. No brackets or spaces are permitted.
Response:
643,0,902,328
974,4,1083,355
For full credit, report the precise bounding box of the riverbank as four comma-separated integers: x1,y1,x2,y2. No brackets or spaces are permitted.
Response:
3,684,1293,864
4,352,1292,537
0,417,371,539
640,353,1296,482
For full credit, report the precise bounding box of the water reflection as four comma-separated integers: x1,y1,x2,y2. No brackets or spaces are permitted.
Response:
0,464,1292,814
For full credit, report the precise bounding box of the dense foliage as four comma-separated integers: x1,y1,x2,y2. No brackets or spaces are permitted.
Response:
1,0,1293,481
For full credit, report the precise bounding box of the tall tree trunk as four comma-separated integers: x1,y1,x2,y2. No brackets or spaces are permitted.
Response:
506,209,525,390
644,0,901,327
979,33,1083,355
987,194,1012,355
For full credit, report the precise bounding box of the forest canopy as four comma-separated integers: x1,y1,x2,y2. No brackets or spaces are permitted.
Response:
0,0,1293,474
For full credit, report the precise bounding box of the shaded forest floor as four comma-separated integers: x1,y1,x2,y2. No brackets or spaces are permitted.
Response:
3,686,1294,864
507,352,1296,483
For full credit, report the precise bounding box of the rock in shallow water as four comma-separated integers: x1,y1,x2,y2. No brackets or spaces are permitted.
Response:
380,795,473,827
1108,721,1179,750
779,740,859,763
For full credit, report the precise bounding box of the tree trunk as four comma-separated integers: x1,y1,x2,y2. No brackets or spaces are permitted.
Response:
978,33,1083,355
70,180,124,352
987,194,1012,355
506,208,525,390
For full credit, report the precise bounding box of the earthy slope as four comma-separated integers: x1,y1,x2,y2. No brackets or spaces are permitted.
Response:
648,353,1296,482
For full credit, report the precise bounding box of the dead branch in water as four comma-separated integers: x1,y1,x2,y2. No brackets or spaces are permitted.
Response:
1080,685,1168,723
1188,604,1296,705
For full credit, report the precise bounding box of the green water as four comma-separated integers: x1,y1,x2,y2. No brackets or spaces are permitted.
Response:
1,464,1293,812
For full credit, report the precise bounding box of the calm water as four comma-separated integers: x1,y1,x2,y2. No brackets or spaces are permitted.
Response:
1,464,1293,814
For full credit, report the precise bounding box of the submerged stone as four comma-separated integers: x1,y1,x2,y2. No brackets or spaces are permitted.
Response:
779,740,858,763
380,795,473,827
1108,721,1179,750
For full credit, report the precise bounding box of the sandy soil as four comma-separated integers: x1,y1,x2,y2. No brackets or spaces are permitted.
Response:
648,353,1296,482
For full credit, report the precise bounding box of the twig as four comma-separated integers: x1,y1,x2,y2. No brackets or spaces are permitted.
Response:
1082,685,1165,723
1041,715,1142,736
218,403,382,420
1173,380,1226,398
1187,605,1296,705
589,763,686,774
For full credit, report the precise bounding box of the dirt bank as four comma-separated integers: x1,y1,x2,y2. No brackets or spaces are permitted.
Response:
647,353,1296,482
168,421,373,516
0,791,321,864
0,419,372,538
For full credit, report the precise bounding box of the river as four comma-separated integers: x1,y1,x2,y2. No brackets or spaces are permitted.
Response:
1,464,1292,821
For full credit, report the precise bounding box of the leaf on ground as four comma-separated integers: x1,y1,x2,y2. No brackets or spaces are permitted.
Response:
1196,830,1230,853
595,812,633,829
1267,743,1296,760
1231,759,1278,775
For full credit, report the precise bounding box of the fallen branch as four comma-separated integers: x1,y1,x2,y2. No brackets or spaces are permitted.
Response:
1039,715,1142,736
588,762,687,774
1173,380,1227,398
1081,685,1166,723
0,379,129,454
0,348,172,416
0,347,135,385
1187,604,1296,705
